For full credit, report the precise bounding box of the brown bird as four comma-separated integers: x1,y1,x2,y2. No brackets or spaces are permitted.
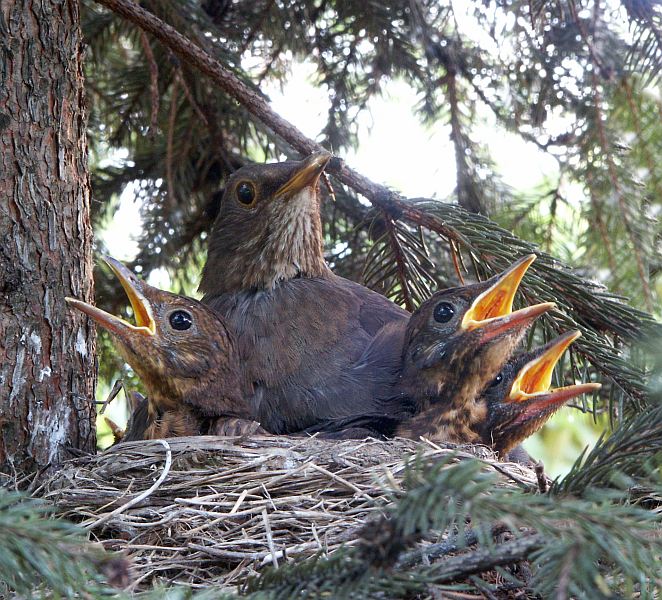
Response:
66,257,256,440
310,331,599,457
199,151,410,433
477,330,601,455
306,255,553,439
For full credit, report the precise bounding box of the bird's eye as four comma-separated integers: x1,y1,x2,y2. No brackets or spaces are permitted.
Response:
489,372,503,388
169,310,193,331
433,302,455,323
236,181,256,206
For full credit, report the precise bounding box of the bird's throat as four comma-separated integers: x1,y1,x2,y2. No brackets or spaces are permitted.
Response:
219,192,330,292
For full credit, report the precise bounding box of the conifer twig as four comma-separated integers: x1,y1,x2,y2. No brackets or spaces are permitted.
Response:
139,29,159,137
423,533,544,582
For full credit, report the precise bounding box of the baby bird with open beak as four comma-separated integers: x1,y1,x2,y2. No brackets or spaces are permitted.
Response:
311,331,600,458
66,257,256,440
476,331,601,455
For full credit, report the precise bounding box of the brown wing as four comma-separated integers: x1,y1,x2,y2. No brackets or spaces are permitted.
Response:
204,274,410,433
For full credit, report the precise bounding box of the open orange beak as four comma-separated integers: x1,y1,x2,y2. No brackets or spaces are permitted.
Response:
65,256,156,337
461,254,537,330
275,150,332,198
508,330,601,412
461,254,553,342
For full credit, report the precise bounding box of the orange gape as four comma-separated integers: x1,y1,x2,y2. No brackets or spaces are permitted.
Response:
66,257,257,441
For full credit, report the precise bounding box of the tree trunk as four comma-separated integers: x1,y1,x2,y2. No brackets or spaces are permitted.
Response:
0,0,96,477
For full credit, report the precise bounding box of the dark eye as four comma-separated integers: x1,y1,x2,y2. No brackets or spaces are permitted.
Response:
236,182,256,206
433,302,455,323
169,310,192,331
489,372,503,388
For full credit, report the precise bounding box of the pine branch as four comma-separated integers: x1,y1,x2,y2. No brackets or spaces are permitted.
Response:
552,403,662,496
590,70,653,311
363,213,438,311
0,490,127,597
92,0,319,156
622,0,662,84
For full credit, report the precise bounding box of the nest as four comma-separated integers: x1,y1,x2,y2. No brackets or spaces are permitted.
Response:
35,435,541,592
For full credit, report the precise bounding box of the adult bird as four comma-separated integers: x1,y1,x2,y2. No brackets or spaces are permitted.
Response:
66,257,257,440
199,151,410,433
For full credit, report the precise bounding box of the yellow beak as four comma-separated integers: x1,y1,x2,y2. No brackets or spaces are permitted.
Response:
275,151,332,198
461,254,537,331
508,330,601,402
65,256,155,336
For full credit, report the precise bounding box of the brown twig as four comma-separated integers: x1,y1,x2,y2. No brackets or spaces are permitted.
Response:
535,461,548,494
384,215,416,312
166,73,180,209
85,439,172,530
139,30,159,137
175,67,209,127
99,379,124,415
426,533,544,583
450,240,466,285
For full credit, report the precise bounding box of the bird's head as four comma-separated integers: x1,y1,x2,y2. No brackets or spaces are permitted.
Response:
66,257,244,417
478,330,601,455
403,254,554,400
200,151,332,294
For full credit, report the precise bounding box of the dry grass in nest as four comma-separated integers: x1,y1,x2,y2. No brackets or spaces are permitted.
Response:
34,435,541,591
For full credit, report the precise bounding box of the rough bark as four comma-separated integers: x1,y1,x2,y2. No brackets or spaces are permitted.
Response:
0,0,96,476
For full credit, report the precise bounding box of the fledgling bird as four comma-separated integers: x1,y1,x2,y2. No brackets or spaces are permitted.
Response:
312,331,600,458
477,330,601,455
199,151,410,433
66,257,257,440
307,255,554,440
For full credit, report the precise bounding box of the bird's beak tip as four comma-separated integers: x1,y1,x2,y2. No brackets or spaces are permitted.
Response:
276,150,332,198
462,255,539,329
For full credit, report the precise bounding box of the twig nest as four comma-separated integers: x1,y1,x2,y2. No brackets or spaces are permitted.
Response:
36,435,540,590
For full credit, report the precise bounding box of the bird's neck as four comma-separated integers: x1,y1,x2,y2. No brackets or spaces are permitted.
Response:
398,364,487,444
143,374,245,420
205,195,331,295
247,203,331,289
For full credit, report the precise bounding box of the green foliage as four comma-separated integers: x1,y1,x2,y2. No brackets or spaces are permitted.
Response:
244,453,662,598
0,489,124,598
554,399,662,496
